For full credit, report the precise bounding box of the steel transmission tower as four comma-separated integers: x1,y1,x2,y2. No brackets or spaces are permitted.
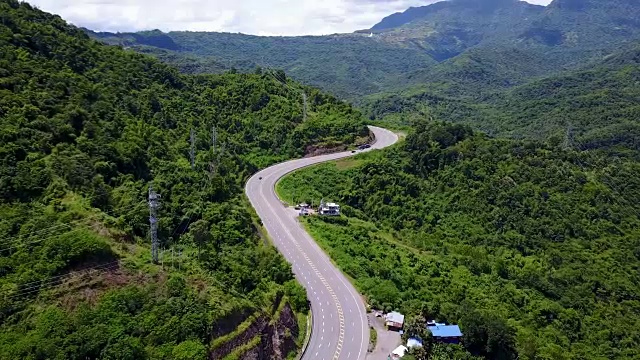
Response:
148,186,161,263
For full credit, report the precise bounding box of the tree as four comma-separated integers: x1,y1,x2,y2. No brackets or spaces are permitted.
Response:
274,69,287,83
189,219,211,257
402,315,434,357
407,345,428,360
172,340,207,360
402,315,429,343
0,2,369,359
462,311,517,360
284,280,309,312
100,336,145,360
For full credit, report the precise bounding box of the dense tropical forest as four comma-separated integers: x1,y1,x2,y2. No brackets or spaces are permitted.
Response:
366,43,640,151
4,0,640,359
0,1,367,358
87,29,436,99
277,122,640,360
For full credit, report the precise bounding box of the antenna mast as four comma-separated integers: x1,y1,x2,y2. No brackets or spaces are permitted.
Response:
149,186,161,264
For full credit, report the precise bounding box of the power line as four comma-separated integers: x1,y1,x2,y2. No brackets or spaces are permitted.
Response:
0,200,144,244
0,227,85,255
9,261,120,296
5,261,121,300
16,260,120,290
0,202,144,254
7,263,121,300
166,125,227,267
256,58,308,119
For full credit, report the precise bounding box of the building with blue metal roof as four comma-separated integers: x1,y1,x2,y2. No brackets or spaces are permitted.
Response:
427,324,463,344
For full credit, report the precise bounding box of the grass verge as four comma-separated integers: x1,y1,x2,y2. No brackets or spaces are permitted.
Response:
369,326,377,352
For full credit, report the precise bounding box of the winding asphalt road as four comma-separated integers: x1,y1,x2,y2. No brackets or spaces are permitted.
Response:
245,126,398,360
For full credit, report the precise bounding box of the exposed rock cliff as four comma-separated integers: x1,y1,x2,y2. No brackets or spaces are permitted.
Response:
210,297,301,360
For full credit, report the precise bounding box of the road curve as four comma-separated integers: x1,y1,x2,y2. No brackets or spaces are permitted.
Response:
245,126,398,360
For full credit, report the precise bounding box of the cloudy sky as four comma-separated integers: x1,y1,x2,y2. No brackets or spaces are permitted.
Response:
29,0,553,36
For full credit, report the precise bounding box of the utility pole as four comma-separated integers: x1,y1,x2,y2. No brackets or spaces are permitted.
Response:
190,128,196,170
149,186,161,264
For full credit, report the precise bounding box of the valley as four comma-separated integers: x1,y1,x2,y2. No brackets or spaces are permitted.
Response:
2,0,640,359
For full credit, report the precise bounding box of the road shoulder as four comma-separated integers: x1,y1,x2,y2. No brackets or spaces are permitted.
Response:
366,313,401,360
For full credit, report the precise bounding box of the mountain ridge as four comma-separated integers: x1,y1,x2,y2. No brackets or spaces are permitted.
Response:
370,0,545,33
85,0,640,122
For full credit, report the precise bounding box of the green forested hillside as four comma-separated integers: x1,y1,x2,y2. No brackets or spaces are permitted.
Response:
367,45,640,152
521,0,640,51
277,122,640,360
87,29,436,99
0,1,365,358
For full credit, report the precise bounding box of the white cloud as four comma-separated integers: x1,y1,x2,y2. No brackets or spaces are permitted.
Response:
526,0,553,4
27,0,554,36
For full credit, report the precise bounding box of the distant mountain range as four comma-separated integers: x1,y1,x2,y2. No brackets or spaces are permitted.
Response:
366,0,545,61
87,29,435,99
86,0,640,101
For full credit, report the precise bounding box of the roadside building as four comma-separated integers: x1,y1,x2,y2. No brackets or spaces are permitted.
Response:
385,311,405,330
427,323,463,344
319,202,340,216
390,345,408,359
